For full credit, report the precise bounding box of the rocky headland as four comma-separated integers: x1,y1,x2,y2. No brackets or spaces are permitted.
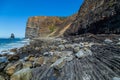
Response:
65,0,120,36
25,14,76,39
0,0,120,80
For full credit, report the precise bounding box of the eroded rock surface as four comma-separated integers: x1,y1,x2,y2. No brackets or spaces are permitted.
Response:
26,15,76,39
11,68,32,80
65,0,120,36
0,34,120,80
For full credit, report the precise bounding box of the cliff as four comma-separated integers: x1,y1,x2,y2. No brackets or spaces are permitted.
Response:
64,0,120,36
25,15,76,39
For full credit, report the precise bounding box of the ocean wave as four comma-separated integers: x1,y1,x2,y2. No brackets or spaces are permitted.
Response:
0,38,30,54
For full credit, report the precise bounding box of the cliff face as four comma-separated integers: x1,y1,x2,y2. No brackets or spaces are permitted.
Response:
25,15,76,39
64,0,120,36
25,16,63,39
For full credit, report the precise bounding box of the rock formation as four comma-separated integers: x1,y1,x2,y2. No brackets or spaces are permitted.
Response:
10,33,15,39
1,34,120,80
64,0,120,36
26,0,120,38
1,0,119,80
25,15,76,39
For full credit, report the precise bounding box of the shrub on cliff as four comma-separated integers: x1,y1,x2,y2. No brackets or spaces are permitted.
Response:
49,25,56,33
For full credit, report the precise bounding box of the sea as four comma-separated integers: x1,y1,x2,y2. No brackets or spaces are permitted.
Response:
0,38,30,54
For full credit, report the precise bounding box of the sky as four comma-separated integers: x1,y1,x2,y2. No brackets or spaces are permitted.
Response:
0,0,83,38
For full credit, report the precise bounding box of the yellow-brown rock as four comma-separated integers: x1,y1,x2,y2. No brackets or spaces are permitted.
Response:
50,56,58,63
25,15,76,39
29,57,35,62
11,68,32,80
23,62,32,68
35,57,44,65
5,62,22,76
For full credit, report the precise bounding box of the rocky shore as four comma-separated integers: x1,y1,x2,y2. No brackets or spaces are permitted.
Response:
0,34,120,80
1,0,120,80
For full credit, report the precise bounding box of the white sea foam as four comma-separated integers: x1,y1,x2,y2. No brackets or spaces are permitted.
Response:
0,38,30,54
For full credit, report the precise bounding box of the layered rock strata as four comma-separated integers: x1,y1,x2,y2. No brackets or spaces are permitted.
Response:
65,0,120,36
1,34,120,80
25,15,76,39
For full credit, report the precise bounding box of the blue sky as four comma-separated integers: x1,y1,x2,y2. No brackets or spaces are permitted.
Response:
0,0,83,38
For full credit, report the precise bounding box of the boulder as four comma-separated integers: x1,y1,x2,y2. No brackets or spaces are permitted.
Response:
49,45,57,50
84,48,93,55
51,55,73,70
61,39,67,44
104,39,113,44
65,44,73,49
5,63,15,75
10,48,17,53
79,42,84,48
62,51,73,57
75,50,85,58
43,57,50,64
65,55,74,62
0,63,7,71
43,52,49,56
43,52,53,56
53,51,62,57
49,52,54,56
11,68,32,80
35,47,41,51
8,54,20,61
50,56,58,63
5,62,23,76
24,57,29,61
27,55,35,62
23,62,32,68
88,42,94,47
54,51,73,58
72,43,80,47
73,47,80,53
58,45,65,50
0,75,5,80
51,57,66,70
79,42,94,48
29,57,35,62
75,48,92,58
116,42,120,45
33,57,44,67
